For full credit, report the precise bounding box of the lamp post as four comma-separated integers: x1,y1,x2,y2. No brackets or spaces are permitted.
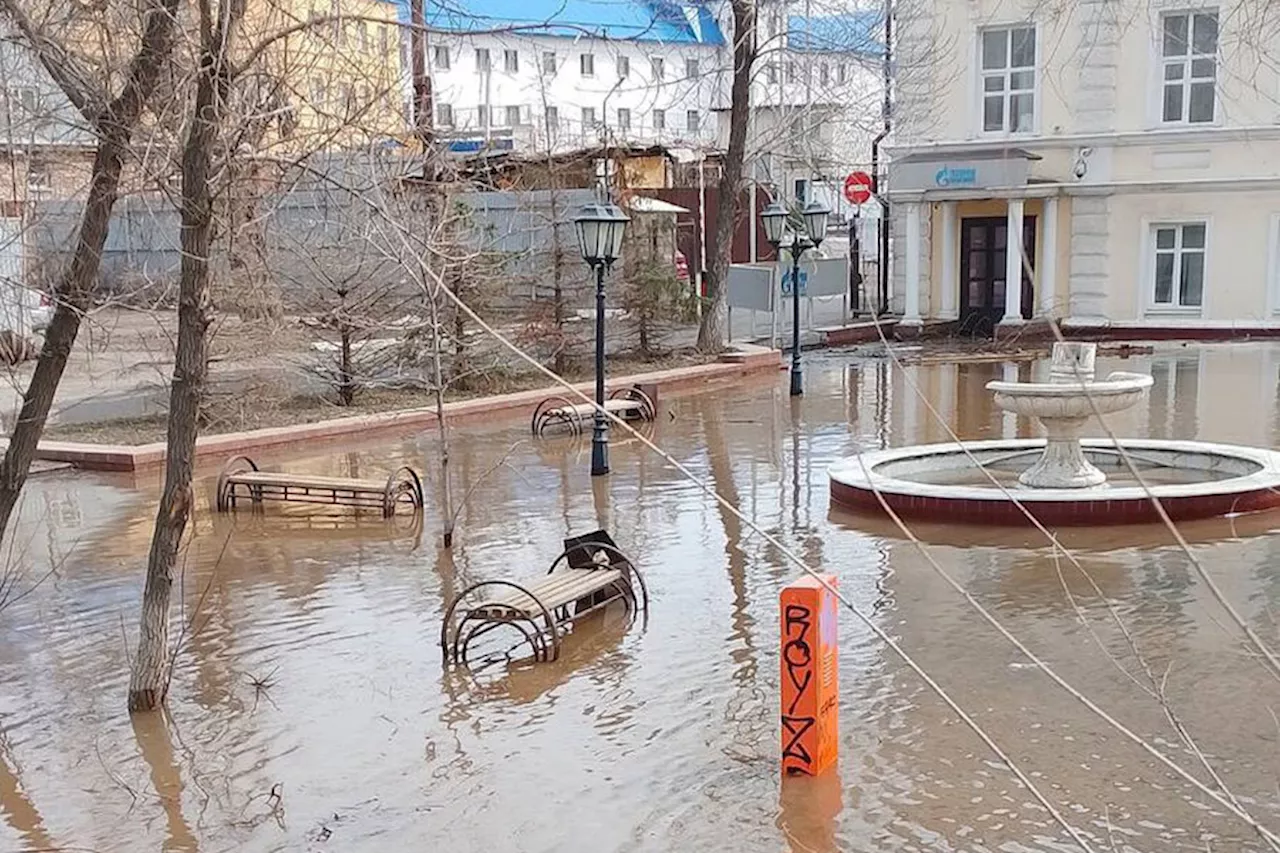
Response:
762,197,830,396
573,200,630,476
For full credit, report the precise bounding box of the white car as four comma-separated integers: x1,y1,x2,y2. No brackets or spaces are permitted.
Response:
30,290,52,332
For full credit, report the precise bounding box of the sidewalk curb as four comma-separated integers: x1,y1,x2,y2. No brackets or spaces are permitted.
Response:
33,347,782,472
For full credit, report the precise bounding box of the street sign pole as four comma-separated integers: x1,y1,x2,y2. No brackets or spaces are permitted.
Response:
850,206,862,317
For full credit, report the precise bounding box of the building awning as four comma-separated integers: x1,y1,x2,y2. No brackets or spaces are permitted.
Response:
889,147,1043,197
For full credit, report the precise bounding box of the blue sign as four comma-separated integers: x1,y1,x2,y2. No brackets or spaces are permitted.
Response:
934,166,977,188
781,268,808,296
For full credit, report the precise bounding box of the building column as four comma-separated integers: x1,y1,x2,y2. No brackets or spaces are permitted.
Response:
901,202,922,328
1039,196,1058,318
1000,198,1025,327
940,202,958,320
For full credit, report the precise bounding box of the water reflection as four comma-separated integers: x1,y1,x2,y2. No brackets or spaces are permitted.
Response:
0,342,1278,852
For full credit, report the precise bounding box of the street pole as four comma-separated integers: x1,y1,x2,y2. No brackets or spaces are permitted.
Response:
591,262,610,476
790,238,803,397
850,208,862,316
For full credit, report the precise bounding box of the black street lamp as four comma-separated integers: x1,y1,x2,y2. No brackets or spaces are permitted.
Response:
573,199,630,476
762,197,830,396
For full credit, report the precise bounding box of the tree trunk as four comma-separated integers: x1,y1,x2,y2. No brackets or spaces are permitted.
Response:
696,0,756,353
0,0,180,540
128,20,227,713
338,321,354,405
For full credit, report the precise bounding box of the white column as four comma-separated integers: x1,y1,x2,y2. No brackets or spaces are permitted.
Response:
1002,198,1025,324
1039,196,1059,318
903,202,922,323
940,202,958,320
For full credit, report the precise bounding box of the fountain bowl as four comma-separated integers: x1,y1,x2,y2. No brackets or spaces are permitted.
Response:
828,439,1280,526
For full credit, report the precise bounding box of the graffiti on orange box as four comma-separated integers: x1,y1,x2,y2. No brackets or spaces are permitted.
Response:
779,575,839,777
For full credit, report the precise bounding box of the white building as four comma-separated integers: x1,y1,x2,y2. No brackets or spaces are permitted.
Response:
887,0,1280,337
407,0,725,154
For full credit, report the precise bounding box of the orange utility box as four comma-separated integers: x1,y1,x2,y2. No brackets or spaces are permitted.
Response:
780,575,839,777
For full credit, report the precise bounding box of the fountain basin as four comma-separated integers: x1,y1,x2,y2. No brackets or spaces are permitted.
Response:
828,439,1280,525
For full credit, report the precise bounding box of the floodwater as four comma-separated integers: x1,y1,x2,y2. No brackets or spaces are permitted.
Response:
2,341,1280,852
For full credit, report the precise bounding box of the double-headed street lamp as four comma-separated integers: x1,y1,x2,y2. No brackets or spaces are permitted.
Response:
573,199,630,476
761,198,830,397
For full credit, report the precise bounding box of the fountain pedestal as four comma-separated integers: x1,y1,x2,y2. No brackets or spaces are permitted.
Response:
987,342,1153,490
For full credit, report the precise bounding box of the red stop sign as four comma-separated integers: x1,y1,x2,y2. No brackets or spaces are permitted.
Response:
843,171,874,205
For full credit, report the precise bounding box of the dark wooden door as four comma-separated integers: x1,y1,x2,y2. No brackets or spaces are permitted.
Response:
958,215,1036,337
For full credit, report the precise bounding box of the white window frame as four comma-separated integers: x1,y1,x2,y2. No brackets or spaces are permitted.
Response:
436,103,454,127
581,106,597,127
617,107,631,130
1157,9,1219,126
503,49,519,73
650,56,664,82
977,24,1039,136
685,57,699,79
504,105,522,126
686,109,700,133
580,53,595,77
433,45,450,70
653,108,665,131
1143,218,1210,315
475,47,490,72
617,55,630,79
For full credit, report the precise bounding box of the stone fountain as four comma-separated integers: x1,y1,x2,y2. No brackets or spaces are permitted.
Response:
985,342,1153,489
828,340,1280,526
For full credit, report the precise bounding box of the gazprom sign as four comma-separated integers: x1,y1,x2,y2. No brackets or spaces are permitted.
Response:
934,166,977,187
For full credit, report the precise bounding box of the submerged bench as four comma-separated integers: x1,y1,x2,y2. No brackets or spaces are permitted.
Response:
215,455,424,518
531,384,657,437
441,530,648,665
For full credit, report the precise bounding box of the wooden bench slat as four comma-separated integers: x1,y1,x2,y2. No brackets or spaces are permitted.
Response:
473,569,624,616
227,472,388,491
548,399,645,419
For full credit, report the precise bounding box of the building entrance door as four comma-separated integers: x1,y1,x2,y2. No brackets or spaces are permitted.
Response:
958,215,1036,336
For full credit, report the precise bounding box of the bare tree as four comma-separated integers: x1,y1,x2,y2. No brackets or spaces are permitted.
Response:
0,0,181,540
696,0,756,353
127,0,236,713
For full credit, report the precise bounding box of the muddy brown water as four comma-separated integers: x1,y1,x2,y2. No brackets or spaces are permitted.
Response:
2,342,1280,852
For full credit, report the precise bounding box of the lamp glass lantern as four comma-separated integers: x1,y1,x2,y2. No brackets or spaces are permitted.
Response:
574,201,631,266
760,200,789,247
802,199,831,246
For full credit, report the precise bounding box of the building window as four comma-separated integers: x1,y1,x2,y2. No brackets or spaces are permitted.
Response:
838,63,848,83
653,108,665,131
476,48,491,72
580,53,595,76
980,25,1036,133
617,107,631,130
546,106,558,131
358,21,370,52
686,58,699,78
786,61,796,83
26,158,50,195
433,45,450,70
794,178,809,203
1150,222,1206,308
582,106,596,126
310,77,327,108
542,52,557,74
379,25,389,56
1161,10,1218,123
819,63,829,86
651,56,664,81
766,63,777,84
686,109,700,132
504,49,519,73
437,103,454,127
505,105,521,126
618,55,630,78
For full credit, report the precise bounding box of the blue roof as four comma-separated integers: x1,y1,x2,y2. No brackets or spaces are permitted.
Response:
787,11,883,57
395,0,725,45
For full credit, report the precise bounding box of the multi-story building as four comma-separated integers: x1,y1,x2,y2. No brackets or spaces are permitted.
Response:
887,0,1280,337
411,0,725,153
